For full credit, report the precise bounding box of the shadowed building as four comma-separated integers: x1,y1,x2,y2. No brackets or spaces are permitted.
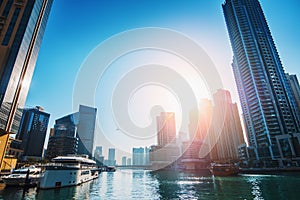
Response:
16,106,50,160
46,113,78,160
0,0,53,169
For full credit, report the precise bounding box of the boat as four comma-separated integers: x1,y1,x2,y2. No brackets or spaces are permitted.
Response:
106,166,116,172
209,163,239,176
2,165,41,187
39,155,99,189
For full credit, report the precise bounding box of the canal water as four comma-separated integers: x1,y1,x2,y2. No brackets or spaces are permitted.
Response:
0,170,299,199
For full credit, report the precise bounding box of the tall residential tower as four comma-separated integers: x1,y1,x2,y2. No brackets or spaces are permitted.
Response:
223,0,300,160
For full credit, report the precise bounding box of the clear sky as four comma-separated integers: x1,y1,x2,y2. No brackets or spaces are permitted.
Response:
25,0,300,163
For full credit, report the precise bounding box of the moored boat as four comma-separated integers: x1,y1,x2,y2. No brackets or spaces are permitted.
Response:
2,165,41,187
209,163,239,176
39,155,99,189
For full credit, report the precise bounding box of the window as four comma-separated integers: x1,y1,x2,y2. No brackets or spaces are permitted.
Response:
2,0,14,18
2,8,21,46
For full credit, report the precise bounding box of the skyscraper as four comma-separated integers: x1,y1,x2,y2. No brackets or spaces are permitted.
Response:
132,147,144,165
286,74,300,114
46,105,97,159
122,156,127,166
157,112,176,147
46,113,79,160
17,106,50,160
0,0,53,168
209,89,245,161
223,0,300,160
76,105,97,158
107,148,116,166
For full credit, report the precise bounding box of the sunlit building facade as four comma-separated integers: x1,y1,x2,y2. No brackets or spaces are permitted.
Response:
209,89,245,161
157,112,176,147
0,0,53,168
223,0,300,160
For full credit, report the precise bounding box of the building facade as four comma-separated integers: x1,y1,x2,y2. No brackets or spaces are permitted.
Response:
16,106,50,160
106,148,116,166
223,0,300,160
0,0,53,170
286,74,300,114
157,112,176,147
132,147,144,165
46,105,97,159
46,114,78,160
76,105,97,158
209,89,245,161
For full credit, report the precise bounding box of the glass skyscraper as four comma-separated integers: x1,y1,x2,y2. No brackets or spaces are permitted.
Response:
16,106,50,159
0,0,53,167
46,105,97,159
223,0,300,159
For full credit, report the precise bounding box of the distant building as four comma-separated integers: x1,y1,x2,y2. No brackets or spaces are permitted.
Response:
208,90,245,161
189,99,213,142
94,146,103,164
286,73,300,114
107,148,116,166
144,147,150,165
149,145,180,170
127,158,132,165
46,105,96,159
132,147,144,165
122,156,127,165
157,112,176,147
16,106,50,160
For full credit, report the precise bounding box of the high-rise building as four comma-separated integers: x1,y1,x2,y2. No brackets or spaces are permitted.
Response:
127,158,132,166
223,0,300,160
46,114,79,160
16,106,50,160
76,105,97,158
107,148,116,166
208,89,245,161
286,74,300,114
189,99,213,142
157,112,176,147
94,146,103,165
46,105,97,159
144,147,150,165
122,156,127,166
0,0,53,170
132,147,144,165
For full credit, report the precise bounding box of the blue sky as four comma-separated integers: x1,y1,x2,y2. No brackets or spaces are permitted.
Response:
25,0,300,161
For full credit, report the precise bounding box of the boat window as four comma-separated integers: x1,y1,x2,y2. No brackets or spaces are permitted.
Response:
12,171,28,174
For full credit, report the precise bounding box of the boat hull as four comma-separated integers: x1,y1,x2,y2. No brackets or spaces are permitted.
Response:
2,177,40,187
39,168,99,189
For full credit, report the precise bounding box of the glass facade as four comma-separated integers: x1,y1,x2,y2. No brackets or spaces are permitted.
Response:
223,0,300,159
0,0,53,166
46,105,97,159
16,107,50,158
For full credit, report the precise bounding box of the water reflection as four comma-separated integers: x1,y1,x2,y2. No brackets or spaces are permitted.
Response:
0,171,300,199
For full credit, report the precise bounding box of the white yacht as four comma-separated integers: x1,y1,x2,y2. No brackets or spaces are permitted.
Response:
2,165,41,186
39,155,99,189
